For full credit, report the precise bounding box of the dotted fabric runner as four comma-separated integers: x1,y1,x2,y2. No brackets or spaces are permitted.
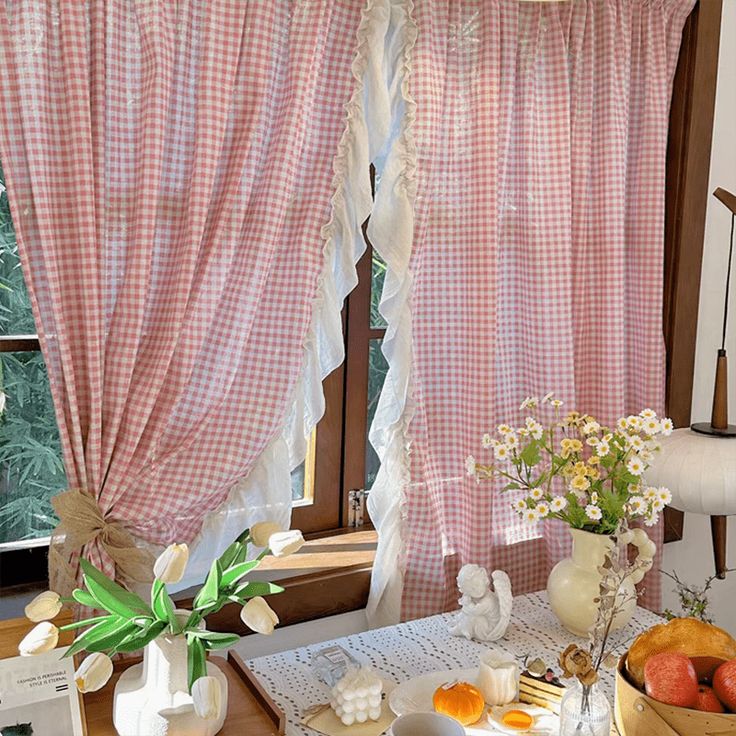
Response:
247,592,662,735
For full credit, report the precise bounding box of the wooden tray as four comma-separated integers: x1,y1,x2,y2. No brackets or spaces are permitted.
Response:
84,653,285,736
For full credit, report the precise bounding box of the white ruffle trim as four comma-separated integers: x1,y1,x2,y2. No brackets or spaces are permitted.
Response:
366,0,417,628
170,0,391,592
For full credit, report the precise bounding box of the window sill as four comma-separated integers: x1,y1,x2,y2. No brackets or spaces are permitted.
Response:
175,529,377,633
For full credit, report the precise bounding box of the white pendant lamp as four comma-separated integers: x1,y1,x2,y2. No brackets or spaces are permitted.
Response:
646,188,736,578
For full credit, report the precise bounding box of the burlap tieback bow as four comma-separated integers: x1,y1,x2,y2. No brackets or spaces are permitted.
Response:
49,488,155,597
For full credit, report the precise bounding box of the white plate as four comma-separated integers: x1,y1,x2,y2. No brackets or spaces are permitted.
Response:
388,671,558,735
388,668,480,718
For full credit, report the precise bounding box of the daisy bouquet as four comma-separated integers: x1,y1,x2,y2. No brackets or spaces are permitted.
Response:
466,394,673,535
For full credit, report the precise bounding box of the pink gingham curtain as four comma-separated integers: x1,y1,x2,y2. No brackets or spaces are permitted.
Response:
368,0,695,625
0,0,374,587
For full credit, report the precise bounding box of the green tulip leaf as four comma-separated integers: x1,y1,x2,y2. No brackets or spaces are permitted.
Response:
201,633,240,651
218,541,243,570
80,559,153,618
220,560,259,588
63,616,133,658
83,618,142,653
187,635,207,690
59,615,110,632
193,559,222,610
151,580,179,631
112,620,167,654
72,589,100,609
234,581,284,598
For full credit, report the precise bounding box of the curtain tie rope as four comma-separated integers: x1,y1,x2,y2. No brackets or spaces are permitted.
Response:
49,488,154,597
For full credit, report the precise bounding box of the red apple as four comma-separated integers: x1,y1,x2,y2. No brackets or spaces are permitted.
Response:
713,659,736,712
690,655,727,684
693,684,725,713
644,652,699,708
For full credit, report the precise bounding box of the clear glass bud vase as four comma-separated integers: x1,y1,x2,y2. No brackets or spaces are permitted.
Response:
558,680,611,736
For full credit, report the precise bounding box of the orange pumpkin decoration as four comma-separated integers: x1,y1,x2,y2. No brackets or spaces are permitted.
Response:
433,681,485,726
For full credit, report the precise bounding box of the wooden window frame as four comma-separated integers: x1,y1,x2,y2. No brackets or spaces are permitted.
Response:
0,336,40,352
662,0,723,542
292,239,385,533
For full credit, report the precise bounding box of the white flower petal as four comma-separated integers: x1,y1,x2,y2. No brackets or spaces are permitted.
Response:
240,596,279,635
19,621,59,656
75,652,113,693
250,521,283,548
153,543,189,584
25,591,62,623
192,676,222,720
268,530,304,557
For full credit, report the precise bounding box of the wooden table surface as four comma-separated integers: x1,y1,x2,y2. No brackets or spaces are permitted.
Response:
1,616,282,736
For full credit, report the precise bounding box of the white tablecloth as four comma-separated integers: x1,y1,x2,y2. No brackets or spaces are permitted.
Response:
246,591,662,736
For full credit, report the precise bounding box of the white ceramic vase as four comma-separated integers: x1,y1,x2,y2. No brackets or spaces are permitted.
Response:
546,527,654,637
113,618,228,736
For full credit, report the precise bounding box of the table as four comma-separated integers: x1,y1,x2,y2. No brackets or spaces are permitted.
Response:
246,592,663,736
0,616,282,736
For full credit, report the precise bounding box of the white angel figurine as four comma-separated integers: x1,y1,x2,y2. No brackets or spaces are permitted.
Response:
449,564,512,642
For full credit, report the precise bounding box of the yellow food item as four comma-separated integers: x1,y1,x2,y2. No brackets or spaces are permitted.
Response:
433,681,485,726
626,617,736,690
501,709,534,730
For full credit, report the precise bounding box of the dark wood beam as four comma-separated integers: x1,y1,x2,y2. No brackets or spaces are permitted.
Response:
663,0,723,543
664,0,723,429
0,335,40,352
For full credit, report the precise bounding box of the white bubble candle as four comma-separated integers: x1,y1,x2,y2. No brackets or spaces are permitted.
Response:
330,666,383,726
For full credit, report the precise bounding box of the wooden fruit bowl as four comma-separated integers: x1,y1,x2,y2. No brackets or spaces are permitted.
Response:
614,655,736,735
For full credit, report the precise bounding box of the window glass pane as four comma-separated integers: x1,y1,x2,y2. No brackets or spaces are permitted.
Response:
0,166,35,335
0,164,66,545
290,430,316,503
291,461,306,502
365,338,388,489
370,251,387,329
0,352,65,543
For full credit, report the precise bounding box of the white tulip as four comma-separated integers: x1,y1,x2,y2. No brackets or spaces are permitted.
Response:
268,529,304,557
192,676,222,720
19,621,59,656
74,652,113,693
153,543,189,584
240,596,279,635
0,392,5,414
25,590,63,622
250,521,283,548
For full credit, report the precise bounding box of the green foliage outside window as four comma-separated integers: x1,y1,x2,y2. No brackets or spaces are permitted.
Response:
0,166,65,544
366,249,389,489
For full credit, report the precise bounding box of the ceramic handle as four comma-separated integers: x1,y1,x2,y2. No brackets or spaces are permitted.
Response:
620,528,656,585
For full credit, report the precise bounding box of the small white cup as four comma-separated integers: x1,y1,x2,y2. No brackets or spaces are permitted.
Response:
390,712,465,736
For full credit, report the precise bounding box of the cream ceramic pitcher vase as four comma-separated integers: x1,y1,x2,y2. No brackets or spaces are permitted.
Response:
113,613,228,736
546,527,655,637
